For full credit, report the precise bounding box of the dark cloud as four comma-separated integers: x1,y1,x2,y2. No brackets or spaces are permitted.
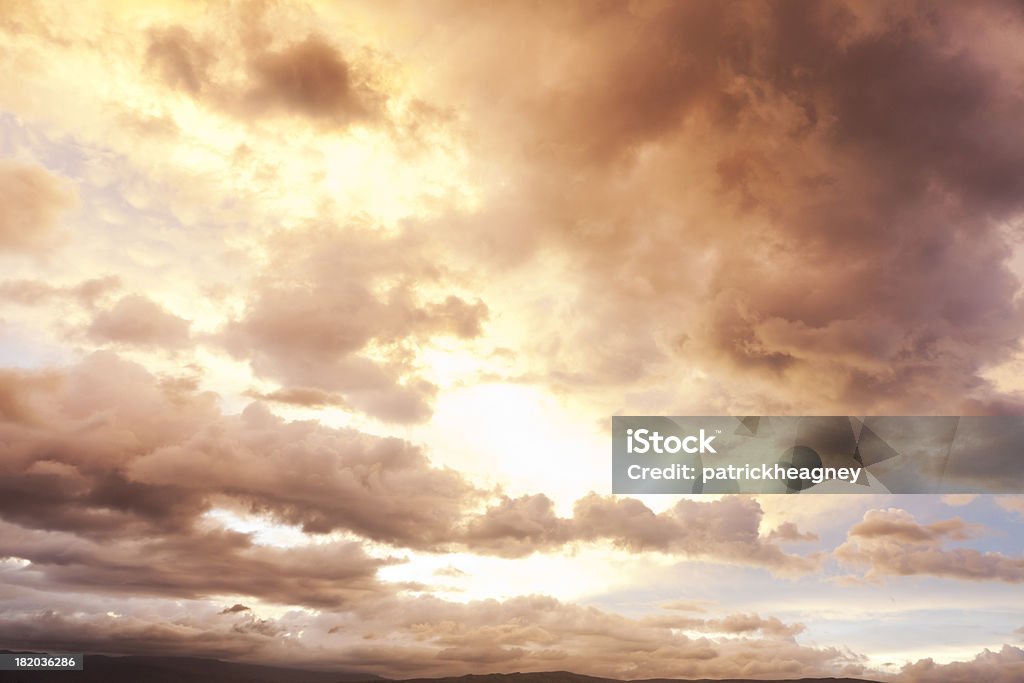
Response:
0,352,477,547
219,603,251,614
146,25,212,96
0,160,75,253
0,352,469,607
247,37,381,122
144,16,384,127
0,609,270,660
424,0,1024,414
0,519,391,609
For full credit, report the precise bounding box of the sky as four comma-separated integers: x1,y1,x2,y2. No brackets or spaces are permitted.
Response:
1,0,1024,681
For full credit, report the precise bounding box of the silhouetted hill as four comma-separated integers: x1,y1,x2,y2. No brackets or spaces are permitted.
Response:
0,655,884,683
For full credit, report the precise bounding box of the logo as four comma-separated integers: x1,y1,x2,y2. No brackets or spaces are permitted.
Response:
626,428,717,454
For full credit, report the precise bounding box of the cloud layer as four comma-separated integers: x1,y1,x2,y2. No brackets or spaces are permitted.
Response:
837,508,1024,583
3,0,1024,680
0,160,75,253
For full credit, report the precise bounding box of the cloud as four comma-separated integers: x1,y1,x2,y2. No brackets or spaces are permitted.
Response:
996,496,1024,519
0,160,75,254
0,368,62,425
0,352,475,606
0,609,272,660
941,494,980,507
836,508,1024,583
127,401,475,544
0,352,817,600
842,509,978,543
144,13,384,127
412,0,1024,415
711,613,804,638
247,37,381,122
88,295,192,348
0,519,392,609
0,592,863,680
0,276,120,307
5,2,1024,676
460,493,571,555
461,493,819,576
572,494,820,575
330,594,857,679
767,521,819,542
219,603,251,614
245,387,349,409
223,227,487,423
645,609,805,639
145,25,212,97
898,644,1024,683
